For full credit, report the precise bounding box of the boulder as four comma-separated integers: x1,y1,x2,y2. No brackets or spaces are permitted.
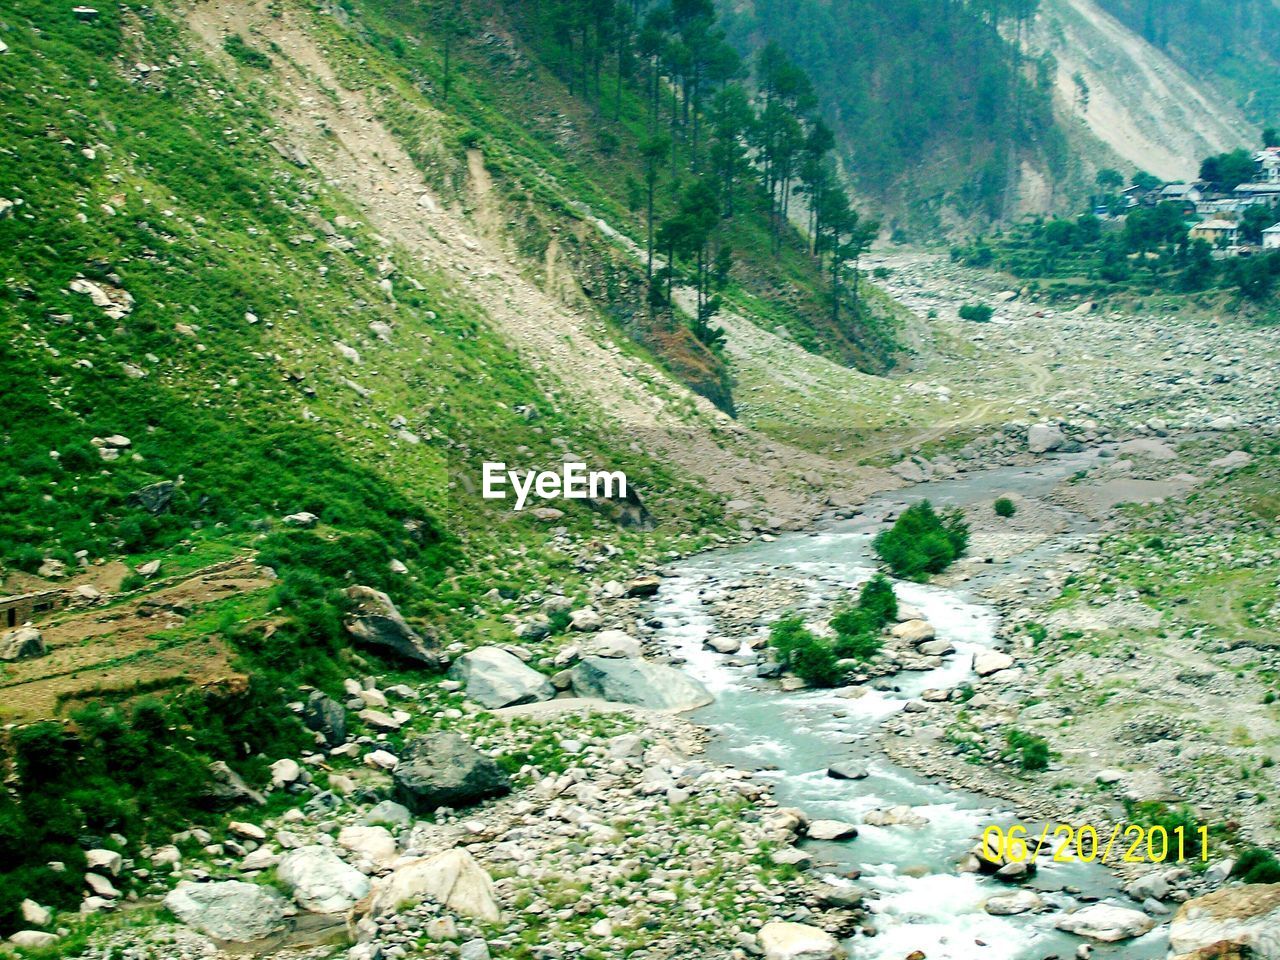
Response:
9,931,60,949
1055,903,1156,942
703,636,741,654
277,846,370,913
302,690,346,746
757,921,845,960
1028,424,1065,454
807,820,858,841
581,630,643,659
449,647,555,709
918,639,955,657
343,585,440,667
363,800,413,829
0,627,46,662
164,880,290,942
985,890,1044,916
826,762,868,781
1126,871,1170,902
85,849,122,876
392,733,510,814
569,656,713,712
203,760,266,808
337,825,398,868
363,848,500,922
862,805,929,828
1169,884,1280,959
569,608,603,631
891,620,935,644
626,577,662,597
974,650,1014,676
20,900,52,927
127,480,176,514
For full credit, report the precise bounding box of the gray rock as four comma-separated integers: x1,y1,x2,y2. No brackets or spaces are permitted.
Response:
1028,423,1065,454
363,800,413,829
9,931,60,949
302,690,346,747
806,819,858,841
449,647,555,709
393,733,510,814
1054,903,1155,942
343,585,440,667
827,762,869,781
569,657,713,711
580,630,642,658
0,627,46,662
127,480,176,514
164,880,289,941
202,761,266,809
277,846,370,913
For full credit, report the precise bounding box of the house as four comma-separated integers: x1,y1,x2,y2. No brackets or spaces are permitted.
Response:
1255,147,1280,184
0,589,67,628
1161,182,1203,203
1264,224,1280,251
1189,219,1240,250
1233,182,1280,210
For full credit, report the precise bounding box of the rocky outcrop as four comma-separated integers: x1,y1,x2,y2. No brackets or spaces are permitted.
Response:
302,690,346,746
343,586,440,667
392,733,510,814
0,627,46,662
202,760,266,809
569,656,713,712
1054,903,1155,941
164,880,290,942
362,848,501,922
127,480,177,514
277,846,371,913
757,921,845,960
1169,884,1280,959
448,646,555,709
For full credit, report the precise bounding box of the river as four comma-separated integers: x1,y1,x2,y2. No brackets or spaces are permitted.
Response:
649,456,1171,960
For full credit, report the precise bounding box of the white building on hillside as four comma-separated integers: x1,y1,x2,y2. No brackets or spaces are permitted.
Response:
1256,147,1280,184
1264,224,1280,250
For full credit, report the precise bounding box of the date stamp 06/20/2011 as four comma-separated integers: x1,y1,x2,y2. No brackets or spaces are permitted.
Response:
981,823,1212,866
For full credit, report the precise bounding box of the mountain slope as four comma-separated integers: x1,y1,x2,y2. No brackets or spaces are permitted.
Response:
1032,0,1255,180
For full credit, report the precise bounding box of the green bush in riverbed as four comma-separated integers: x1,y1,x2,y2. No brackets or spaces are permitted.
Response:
768,616,843,687
994,497,1016,518
829,574,897,661
873,501,969,581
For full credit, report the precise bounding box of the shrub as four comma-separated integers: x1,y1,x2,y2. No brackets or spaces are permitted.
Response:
873,500,969,581
768,617,844,687
223,34,272,69
1232,847,1280,884
1005,729,1050,772
829,574,896,662
994,497,1016,518
959,303,994,323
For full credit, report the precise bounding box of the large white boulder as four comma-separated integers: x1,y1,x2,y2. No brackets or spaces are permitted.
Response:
364,848,500,922
164,880,290,941
449,646,555,709
1027,423,1065,454
974,650,1014,676
758,921,845,960
569,656,712,711
1054,903,1155,942
277,846,370,913
1169,883,1280,958
337,825,399,868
